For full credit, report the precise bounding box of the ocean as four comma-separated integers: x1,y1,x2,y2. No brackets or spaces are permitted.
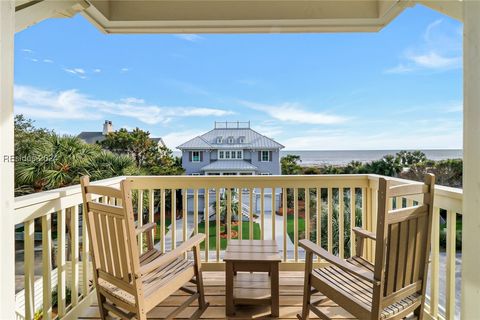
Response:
172,149,462,166
280,150,463,166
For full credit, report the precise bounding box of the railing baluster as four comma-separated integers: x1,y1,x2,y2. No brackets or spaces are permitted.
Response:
366,187,373,261
194,189,199,235
339,188,345,259
57,209,66,317
238,188,243,240
216,189,221,262
294,188,299,262
160,189,166,253
24,219,35,320
149,189,155,246
71,205,79,306
327,188,333,253
305,188,310,242
446,210,457,320
260,188,265,240
227,188,232,240
272,187,276,240
183,189,187,259
249,188,254,239
42,214,53,320
430,207,440,317
316,188,321,262
82,205,90,296
350,188,355,257
205,188,209,261
171,189,176,249
282,188,287,262
138,190,144,253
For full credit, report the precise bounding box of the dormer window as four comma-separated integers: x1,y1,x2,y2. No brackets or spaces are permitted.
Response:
216,137,222,144
238,136,245,144
227,136,234,144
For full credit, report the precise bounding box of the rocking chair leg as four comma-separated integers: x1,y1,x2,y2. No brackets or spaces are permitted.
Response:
414,303,425,320
193,244,208,310
298,251,314,320
97,292,109,320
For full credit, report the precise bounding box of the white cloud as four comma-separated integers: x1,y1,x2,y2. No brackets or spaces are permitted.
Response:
43,59,54,63
174,34,204,42
121,97,145,104
162,130,206,149
386,19,461,74
93,68,101,73
120,67,129,72
29,58,39,62
22,49,33,53
242,101,348,125
63,68,87,79
14,85,234,125
406,51,461,69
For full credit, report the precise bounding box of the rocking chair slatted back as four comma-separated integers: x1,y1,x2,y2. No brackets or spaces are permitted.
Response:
81,177,142,305
373,174,435,317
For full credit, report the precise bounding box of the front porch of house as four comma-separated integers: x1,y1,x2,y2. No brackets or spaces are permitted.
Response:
2,1,480,319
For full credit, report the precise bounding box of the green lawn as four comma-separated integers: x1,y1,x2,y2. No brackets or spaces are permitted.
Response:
198,220,261,250
286,214,305,243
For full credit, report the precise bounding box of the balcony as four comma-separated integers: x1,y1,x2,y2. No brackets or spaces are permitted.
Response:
14,174,462,319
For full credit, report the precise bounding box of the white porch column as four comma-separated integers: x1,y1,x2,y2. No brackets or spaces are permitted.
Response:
462,1,480,319
0,1,15,319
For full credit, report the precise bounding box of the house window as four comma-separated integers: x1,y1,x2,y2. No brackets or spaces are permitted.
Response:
238,136,245,143
218,150,243,160
261,150,270,162
260,172,271,175
216,137,222,144
191,173,201,176
192,151,201,162
227,137,234,144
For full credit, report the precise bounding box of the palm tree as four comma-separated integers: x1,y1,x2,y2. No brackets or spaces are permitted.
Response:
212,188,240,224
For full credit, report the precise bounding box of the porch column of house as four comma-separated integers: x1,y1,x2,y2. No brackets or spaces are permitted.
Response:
0,0,16,318
462,1,480,318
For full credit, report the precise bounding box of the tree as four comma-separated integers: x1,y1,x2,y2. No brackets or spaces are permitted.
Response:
281,154,302,175
14,115,139,195
395,150,427,167
100,128,153,167
212,189,240,224
365,154,402,177
144,145,184,175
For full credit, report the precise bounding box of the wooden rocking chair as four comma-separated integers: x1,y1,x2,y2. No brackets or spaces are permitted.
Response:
298,174,435,320
80,176,209,320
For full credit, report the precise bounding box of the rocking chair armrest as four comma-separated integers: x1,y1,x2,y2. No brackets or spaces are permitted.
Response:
139,233,206,277
352,227,376,241
135,222,156,236
299,239,379,285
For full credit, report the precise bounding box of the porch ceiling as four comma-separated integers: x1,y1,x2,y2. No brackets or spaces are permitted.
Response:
14,0,464,34
49,0,417,34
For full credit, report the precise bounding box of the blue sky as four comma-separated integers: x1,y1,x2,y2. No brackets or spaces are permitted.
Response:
14,4,462,151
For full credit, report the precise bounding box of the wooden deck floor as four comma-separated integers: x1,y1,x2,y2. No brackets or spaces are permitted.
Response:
79,271,355,319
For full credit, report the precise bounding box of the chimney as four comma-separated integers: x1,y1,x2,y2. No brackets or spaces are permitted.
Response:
103,120,113,135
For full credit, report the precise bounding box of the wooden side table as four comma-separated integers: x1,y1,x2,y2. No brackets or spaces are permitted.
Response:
224,239,282,317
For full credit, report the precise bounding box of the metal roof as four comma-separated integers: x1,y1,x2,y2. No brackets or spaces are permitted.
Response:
177,127,284,150
201,160,258,172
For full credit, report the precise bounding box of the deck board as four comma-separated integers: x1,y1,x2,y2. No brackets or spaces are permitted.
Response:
78,271,356,319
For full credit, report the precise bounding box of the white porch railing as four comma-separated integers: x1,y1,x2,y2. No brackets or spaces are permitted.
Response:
14,174,462,320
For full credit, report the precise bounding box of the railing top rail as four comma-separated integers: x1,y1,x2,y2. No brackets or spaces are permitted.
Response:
126,174,371,189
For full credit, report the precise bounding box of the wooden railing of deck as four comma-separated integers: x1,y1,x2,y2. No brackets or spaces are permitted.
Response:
13,174,461,320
